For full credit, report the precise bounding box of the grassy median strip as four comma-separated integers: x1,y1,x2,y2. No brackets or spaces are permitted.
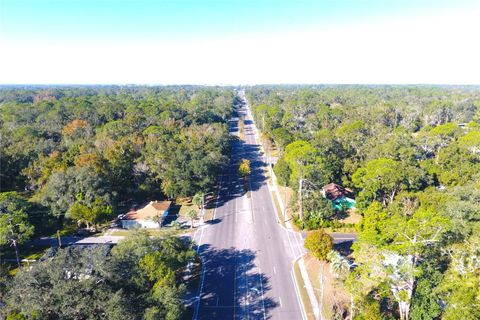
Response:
293,259,316,320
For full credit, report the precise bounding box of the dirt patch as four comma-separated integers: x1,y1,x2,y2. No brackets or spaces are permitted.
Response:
339,209,361,224
304,254,351,319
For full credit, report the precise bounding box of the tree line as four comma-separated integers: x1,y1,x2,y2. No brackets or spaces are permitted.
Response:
246,85,480,319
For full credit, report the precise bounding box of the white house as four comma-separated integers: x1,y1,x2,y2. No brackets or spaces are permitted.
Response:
120,200,171,229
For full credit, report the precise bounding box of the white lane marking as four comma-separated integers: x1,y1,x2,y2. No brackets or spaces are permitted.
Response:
294,232,305,257
279,296,283,307
285,228,297,258
291,270,308,320
196,227,204,253
193,257,207,320
299,233,307,255
273,266,277,274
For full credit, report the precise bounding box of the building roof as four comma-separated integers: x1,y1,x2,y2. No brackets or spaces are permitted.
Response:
123,201,171,221
322,183,354,201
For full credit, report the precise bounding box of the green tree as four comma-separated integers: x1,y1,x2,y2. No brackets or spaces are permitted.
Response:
410,261,442,320
352,206,451,320
458,130,480,154
284,140,333,222
418,123,459,163
3,246,132,319
238,158,251,178
283,140,318,186
271,127,293,151
439,232,480,320
144,123,230,198
352,158,404,208
186,208,198,229
36,166,111,218
68,197,112,231
304,229,333,261
302,189,335,229
273,157,291,186
109,232,196,319
192,192,205,209
0,192,34,268
327,250,351,279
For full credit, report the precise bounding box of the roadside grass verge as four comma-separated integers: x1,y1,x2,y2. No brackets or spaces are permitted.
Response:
293,259,316,320
322,226,357,234
271,191,286,228
203,207,215,221
304,255,350,319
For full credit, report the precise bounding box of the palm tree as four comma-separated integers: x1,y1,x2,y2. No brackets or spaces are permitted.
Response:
327,250,351,279
192,192,204,210
186,208,198,229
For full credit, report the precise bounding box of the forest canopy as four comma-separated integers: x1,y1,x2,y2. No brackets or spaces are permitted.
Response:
247,84,480,319
0,85,234,228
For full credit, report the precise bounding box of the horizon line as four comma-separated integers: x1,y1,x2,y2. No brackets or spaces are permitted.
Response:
1,83,480,87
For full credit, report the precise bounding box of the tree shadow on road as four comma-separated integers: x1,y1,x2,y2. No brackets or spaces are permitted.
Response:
195,244,278,319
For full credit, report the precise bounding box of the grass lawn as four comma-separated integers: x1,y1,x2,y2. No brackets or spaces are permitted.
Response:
179,203,199,217
293,259,316,320
339,209,362,224
203,207,215,221
109,228,188,237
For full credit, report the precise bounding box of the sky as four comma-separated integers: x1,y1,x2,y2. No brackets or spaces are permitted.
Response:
0,0,479,85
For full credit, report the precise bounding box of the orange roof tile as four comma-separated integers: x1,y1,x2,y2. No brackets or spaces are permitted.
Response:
124,201,171,220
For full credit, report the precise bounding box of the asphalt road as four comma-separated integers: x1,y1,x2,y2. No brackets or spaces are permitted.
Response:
193,91,305,319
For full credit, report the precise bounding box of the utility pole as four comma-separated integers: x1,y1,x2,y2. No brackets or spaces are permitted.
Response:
298,177,304,223
296,160,306,225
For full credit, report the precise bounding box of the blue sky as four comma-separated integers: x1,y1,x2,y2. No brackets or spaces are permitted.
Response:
1,0,479,84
